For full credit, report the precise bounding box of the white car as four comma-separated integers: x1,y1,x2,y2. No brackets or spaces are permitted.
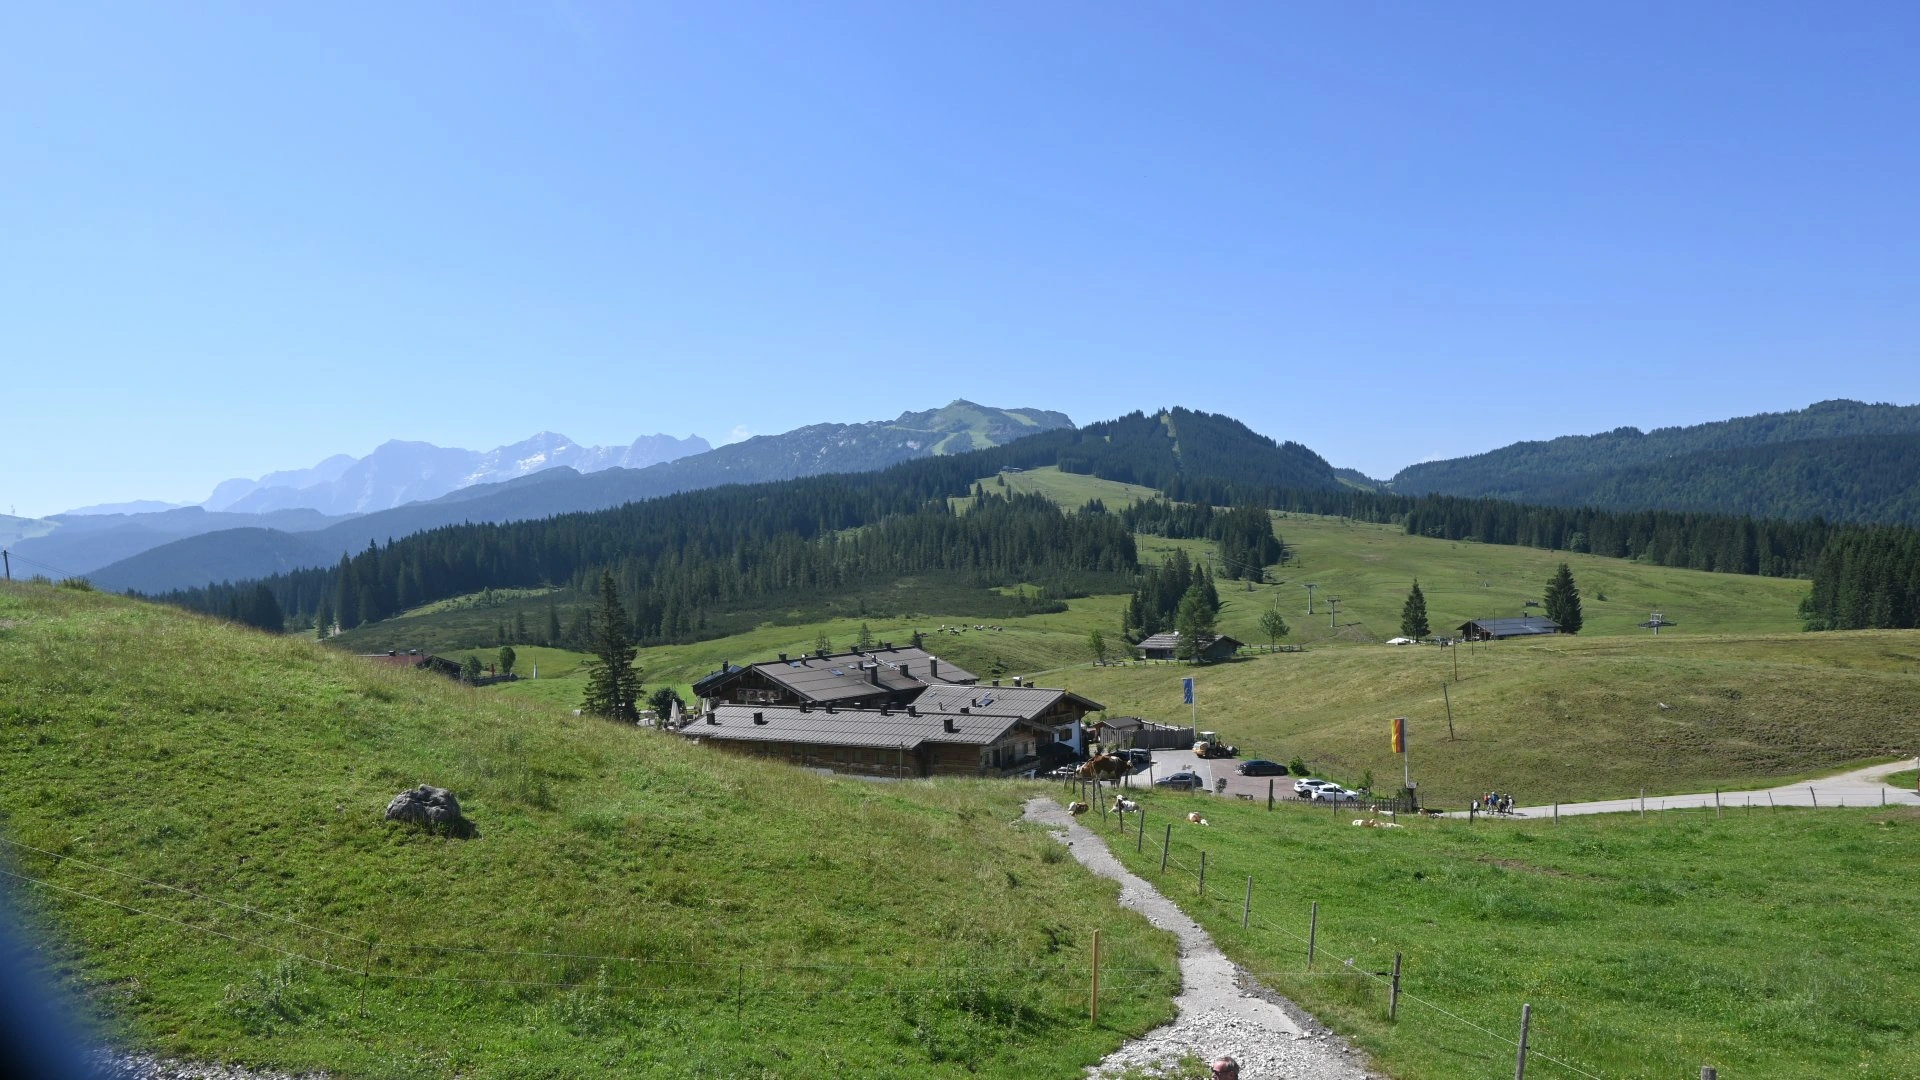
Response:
1293,778,1338,797
1311,786,1362,802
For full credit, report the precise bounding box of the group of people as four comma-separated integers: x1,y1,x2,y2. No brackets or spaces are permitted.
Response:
1475,791,1516,814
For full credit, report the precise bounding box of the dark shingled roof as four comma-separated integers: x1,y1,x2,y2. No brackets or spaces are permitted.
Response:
695,647,977,703
1459,617,1562,638
911,684,1104,720
1133,632,1243,653
681,703,1035,749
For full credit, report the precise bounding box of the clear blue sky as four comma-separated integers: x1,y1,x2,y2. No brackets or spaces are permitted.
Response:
6,2,1919,517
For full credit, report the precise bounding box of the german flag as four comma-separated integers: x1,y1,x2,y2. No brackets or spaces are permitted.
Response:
1391,717,1406,754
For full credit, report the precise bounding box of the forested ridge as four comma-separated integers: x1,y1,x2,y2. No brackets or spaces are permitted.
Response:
145,405,1920,641
1391,398,1920,497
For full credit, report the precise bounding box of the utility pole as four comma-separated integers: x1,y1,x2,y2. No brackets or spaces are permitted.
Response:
1304,583,1316,614
1442,682,1456,740
2,549,9,582
1328,597,1339,631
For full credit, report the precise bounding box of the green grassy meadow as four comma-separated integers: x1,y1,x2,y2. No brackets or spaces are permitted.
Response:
1084,791,1920,1079
1067,631,1920,805
0,583,1181,1078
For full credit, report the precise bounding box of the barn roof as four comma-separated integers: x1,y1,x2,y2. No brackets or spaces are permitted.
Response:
681,703,1036,749
911,684,1104,721
1133,632,1243,652
1459,616,1562,637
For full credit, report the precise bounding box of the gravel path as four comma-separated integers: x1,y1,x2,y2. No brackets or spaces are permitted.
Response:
1024,798,1380,1080
93,1053,324,1079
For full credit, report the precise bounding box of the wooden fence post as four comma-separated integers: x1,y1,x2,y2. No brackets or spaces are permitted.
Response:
1389,952,1402,1020
1161,823,1171,873
1137,810,1145,852
1268,778,1274,810
1090,928,1101,1024
1715,787,1721,816
1307,901,1318,970
1242,875,1252,929
1199,850,1207,897
1513,1002,1531,1079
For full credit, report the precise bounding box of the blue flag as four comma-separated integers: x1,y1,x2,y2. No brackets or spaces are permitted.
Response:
1182,677,1195,705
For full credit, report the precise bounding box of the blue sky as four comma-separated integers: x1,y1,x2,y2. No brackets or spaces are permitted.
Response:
5,2,1919,517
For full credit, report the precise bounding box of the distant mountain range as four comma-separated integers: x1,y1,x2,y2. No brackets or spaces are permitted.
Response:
200,431,712,515
82,401,1076,593
1390,399,1920,525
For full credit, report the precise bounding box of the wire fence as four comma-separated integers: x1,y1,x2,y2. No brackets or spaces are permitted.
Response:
1070,795,1615,1080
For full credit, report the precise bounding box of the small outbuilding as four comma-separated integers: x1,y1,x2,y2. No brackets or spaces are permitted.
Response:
1456,616,1563,641
1133,632,1244,662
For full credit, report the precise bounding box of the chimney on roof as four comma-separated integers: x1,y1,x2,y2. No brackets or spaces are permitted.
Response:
826,704,836,714
817,647,828,658
1012,676,1022,687
779,652,788,662
800,701,812,712
943,717,958,733
706,712,719,725
881,706,891,716
907,705,917,716
992,679,1000,687
929,657,939,679
961,706,971,714
868,665,880,686
900,661,911,678
753,711,766,724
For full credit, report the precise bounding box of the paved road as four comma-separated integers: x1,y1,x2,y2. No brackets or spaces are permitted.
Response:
1453,758,1920,819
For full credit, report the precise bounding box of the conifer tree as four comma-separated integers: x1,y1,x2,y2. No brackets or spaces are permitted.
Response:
1258,604,1289,650
1173,581,1219,661
1544,563,1583,634
1400,580,1431,639
545,601,561,648
1088,628,1108,664
581,571,643,720
814,629,833,656
854,622,875,651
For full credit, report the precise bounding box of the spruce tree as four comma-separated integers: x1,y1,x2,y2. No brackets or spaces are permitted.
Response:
854,622,875,651
1400,580,1431,639
581,571,643,720
1544,563,1583,634
545,601,561,648
1173,581,1218,661
1088,628,1108,664
1258,604,1289,650
814,630,833,656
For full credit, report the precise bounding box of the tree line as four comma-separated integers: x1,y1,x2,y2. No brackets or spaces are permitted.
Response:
153,490,1136,646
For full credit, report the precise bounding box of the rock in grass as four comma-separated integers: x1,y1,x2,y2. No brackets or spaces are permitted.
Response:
384,785,464,826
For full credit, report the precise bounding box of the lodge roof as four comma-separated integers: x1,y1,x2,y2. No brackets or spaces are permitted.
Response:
692,646,977,702
910,683,1104,721
681,703,1039,749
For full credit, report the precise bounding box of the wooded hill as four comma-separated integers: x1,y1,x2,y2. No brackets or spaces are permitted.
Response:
146,406,1920,643
1390,399,1920,526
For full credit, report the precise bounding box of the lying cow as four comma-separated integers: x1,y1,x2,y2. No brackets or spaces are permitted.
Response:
1187,811,1210,826
1111,796,1140,815
1066,801,1090,816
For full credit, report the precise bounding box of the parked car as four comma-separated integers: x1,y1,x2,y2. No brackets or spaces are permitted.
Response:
1311,786,1361,802
1293,778,1338,796
1238,759,1287,776
1121,749,1153,770
1046,763,1082,780
1154,771,1206,790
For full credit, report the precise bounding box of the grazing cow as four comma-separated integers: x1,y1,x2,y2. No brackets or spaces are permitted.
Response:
1075,754,1130,782
1187,811,1210,826
1111,796,1140,815
1066,801,1090,815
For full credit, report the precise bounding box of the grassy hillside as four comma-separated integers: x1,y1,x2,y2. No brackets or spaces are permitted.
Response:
1068,631,1920,804
0,583,1180,1078
1096,792,1920,1080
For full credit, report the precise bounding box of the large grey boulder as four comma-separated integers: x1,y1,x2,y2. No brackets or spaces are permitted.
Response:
384,785,463,826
